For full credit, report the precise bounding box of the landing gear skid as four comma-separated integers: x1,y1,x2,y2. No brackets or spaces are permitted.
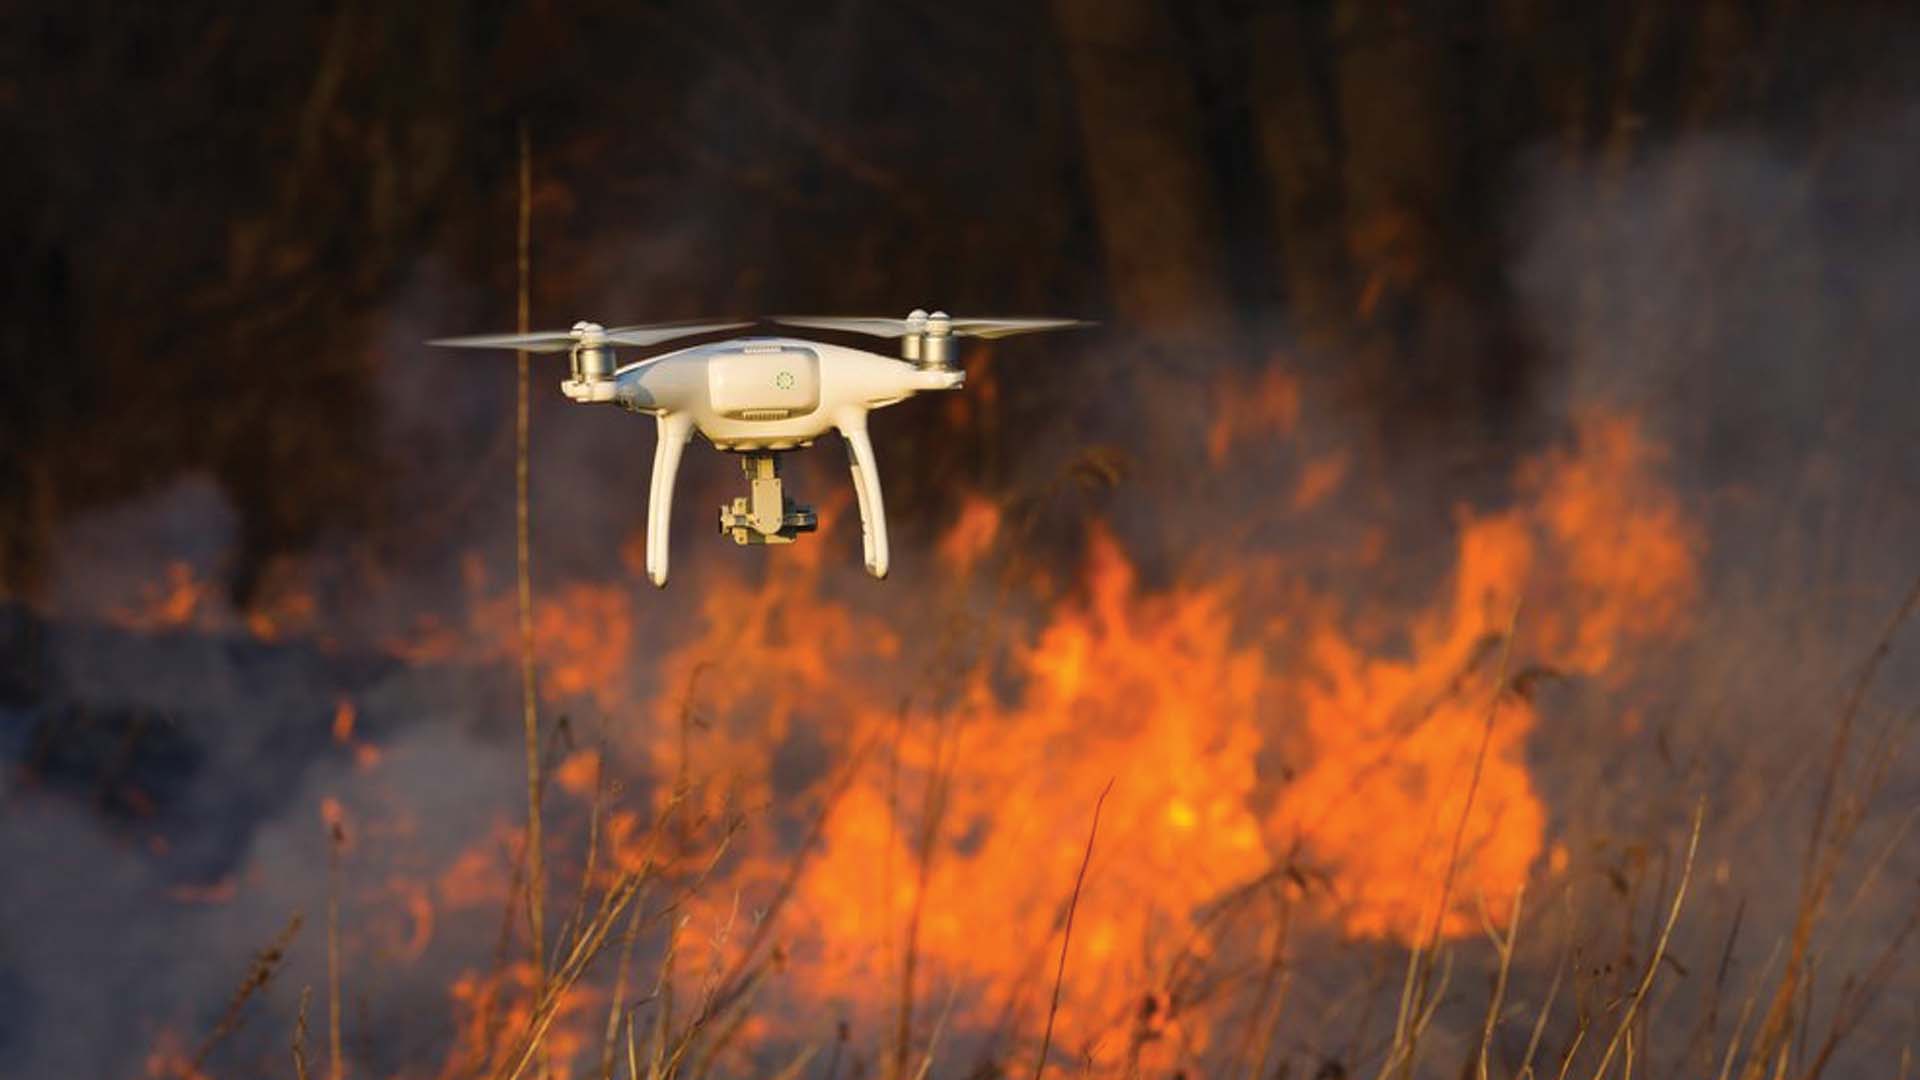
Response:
719,452,817,545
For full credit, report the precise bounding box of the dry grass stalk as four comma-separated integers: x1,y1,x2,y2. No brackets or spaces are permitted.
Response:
602,671,707,1078
327,815,345,1080
1553,1026,1588,1080
1475,883,1525,1080
513,115,549,1080
1741,573,1920,1080
1515,932,1567,1080
1378,601,1521,1080
769,1044,821,1080
1589,799,1703,1079
894,716,958,1080
188,912,303,1072
494,867,650,1080
293,986,313,1080
1033,778,1114,1080
1798,901,1920,1079
1235,885,1295,1080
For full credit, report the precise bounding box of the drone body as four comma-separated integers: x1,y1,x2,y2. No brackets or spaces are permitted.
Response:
430,312,1085,586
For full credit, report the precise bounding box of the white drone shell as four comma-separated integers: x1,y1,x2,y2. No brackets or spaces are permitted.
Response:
429,313,1086,586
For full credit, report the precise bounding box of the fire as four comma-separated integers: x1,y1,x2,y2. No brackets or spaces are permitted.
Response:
123,372,1696,1073
143,1028,213,1080
618,403,1698,1064
443,962,602,1079
111,559,212,631
1207,364,1300,465
938,492,1003,573
1270,410,1697,941
764,525,1272,1062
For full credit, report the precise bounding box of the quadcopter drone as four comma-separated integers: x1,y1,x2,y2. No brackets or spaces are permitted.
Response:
430,311,1088,586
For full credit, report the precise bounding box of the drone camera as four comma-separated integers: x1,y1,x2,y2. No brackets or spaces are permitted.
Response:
719,453,817,545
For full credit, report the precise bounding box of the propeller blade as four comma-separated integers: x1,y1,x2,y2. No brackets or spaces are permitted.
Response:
429,320,750,353
601,320,753,346
773,315,1092,340
947,317,1094,339
771,316,922,338
426,331,579,353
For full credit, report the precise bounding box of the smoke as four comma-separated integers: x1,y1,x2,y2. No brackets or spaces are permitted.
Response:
1497,107,1920,1061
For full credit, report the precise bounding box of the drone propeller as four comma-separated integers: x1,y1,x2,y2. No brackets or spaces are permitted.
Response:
428,319,752,352
774,309,1090,368
773,311,1091,340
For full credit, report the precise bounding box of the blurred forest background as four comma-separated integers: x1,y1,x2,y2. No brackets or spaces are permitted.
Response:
6,0,1914,605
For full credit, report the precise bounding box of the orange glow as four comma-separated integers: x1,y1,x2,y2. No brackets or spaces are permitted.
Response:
143,1029,212,1080
1207,364,1300,465
437,821,518,911
112,560,211,631
1269,409,1696,940
243,564,318,641
220,367,1699,1072
1291,451,1348,510
554,749,601,799
939,492,1003,572
441,962,600,1080
610,402,1698,1064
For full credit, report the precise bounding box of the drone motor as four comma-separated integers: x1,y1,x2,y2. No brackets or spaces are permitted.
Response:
567,321,617,384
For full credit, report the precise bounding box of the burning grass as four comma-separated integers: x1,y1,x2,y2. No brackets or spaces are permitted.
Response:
115,407,1917,1080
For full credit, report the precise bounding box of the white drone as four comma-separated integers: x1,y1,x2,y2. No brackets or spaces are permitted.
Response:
430,311,1088,585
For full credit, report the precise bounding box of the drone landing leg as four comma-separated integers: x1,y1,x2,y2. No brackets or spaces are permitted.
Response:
646,412,695,587
838,416,890,579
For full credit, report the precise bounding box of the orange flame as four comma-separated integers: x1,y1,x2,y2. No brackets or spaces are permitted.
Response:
299,375,1699,1071
112,560,212,631
619,405,1698,1063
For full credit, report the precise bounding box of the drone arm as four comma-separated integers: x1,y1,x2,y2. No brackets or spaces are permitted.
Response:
645,412,696,587
836,411,889,579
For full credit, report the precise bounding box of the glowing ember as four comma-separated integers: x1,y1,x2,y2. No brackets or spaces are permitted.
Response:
111,560,213,631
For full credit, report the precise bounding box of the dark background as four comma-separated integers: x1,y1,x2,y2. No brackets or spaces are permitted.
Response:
12,1,1913,607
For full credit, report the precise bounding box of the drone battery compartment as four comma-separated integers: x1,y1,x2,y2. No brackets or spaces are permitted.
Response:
707,345,820,420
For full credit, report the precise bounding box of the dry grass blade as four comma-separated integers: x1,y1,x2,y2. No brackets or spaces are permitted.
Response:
514,114,548,1080
190,912,303,1072
293,986,313,1080
1797,898,1920,1079
1476,884,1525,1080
769,1045,821,1080
1033,778,1114,1080
1553,1026,1588,1080
1590,798,1703,1080
494,868,649,1080
1383,600,1520,1080
895,720,957,1080
913,989,958,1080
1236,887,1294,1080
1743,572,1920,1080
1714,991,1760,1080
327,816,345,1080
1516,935,1566,1080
